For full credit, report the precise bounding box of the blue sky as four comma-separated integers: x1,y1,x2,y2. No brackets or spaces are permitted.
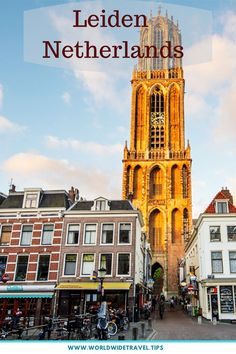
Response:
0,0,236,217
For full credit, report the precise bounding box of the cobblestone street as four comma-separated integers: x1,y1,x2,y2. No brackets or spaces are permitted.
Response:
150,308,236,340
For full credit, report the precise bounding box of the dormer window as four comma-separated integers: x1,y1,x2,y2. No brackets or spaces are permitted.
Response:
91,197,110,211
216,201,228,214
23,189,41,208
25,193,38,208
95,200,106,211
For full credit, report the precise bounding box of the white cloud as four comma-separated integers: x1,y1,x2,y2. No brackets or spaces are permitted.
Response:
49,8,130,111
0,84,3,108
185,34,236,95
45,135,123,155
2,152,121,199
214,82,236,142
185,12,236,143
221,11,236,41
0,115,25,134
185,93,213,119
62,91,71,104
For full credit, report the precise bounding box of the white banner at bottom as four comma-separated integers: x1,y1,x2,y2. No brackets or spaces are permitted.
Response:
0,341,236,354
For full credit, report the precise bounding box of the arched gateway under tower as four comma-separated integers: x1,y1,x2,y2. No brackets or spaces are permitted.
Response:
122,10,192,296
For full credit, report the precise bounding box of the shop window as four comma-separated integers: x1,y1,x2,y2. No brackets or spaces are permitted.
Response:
227,226,236,242
37,255,50,281
220,286,234,313
119,223,131,244
67,224,80,244
0,225,12,245
209,226,221,242
211,251,223,273
84,224,96,244
100,254,112,275
64,254,77,276
0,256,7,279
117,253,130,275
81,254,95,276
20,225,33,246
15,255,29,281
229,252,236,273
42,224,54,245
101,224,113,244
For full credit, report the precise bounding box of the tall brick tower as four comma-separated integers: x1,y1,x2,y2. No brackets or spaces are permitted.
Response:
122,10,192,296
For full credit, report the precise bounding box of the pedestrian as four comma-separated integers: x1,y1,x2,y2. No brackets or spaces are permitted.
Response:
12,307,22,329
152,296,157,312
170,297,175,310
158,297,165,320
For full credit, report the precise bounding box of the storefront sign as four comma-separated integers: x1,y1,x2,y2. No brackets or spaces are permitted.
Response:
207,287,217,294
6,285,23,292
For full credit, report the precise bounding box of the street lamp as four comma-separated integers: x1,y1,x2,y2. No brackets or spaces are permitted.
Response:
98,267,106,304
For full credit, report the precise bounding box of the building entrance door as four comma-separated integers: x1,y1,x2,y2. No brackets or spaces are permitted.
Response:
211,294,219,320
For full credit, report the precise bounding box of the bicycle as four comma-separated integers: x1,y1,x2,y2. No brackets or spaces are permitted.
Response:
107,320,117,336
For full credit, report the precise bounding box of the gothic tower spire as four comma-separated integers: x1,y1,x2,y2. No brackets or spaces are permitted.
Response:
122,11,192,296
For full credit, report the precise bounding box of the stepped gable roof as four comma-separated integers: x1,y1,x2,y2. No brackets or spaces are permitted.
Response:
0,190,69,209
204,188,236,214
70,199,134,211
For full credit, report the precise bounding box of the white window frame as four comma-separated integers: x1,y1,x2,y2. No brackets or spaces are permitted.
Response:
209,226,221,242
229,251,236,273
91,198,110,211
83,223,97,246
63,253,78,277
227,226,236,242
20,224,33,246
211,251,223,274
100,223,115,245
41,224,54,245
36,254,51,281
118,222,132,245
98,253,113,277
80,253,96,277
215,200,229,214
66,223,80,245
23,191,40,209
0,224,12,246
116,252,131,276
14,254,29,281
0,255,8,277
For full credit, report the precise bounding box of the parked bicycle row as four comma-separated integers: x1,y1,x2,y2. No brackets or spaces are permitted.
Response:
0,302,129,340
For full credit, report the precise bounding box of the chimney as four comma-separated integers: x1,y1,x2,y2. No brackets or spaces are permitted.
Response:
74,188,80,201
68,186,75,203
222,187,233,204
9,184,16,193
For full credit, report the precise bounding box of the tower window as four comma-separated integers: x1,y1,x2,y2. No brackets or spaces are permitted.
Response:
150,88,165,149
182,166,188,198
153,28,163,69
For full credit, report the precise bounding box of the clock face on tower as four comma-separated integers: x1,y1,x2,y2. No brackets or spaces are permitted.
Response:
151,112,165,125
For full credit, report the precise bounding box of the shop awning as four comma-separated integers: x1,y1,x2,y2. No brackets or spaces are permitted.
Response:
0,292,54,299
56,282,132,290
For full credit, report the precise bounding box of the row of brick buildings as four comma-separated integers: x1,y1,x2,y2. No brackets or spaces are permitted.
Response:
180,187,236,322
0,186,152,324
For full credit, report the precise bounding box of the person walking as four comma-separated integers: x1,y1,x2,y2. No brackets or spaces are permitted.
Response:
152,296,157,312
170,297,175,310
158,296,165,320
